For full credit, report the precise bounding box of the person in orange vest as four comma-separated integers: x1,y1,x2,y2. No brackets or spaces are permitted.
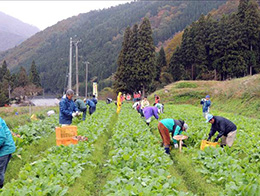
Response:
126,93,131,101
155,94,160,104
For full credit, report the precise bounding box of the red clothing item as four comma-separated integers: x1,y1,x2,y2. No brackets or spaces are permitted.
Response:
155,96,160,104
158,122,171,147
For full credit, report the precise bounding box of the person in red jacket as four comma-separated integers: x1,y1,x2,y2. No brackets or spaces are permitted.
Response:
155,94,160,104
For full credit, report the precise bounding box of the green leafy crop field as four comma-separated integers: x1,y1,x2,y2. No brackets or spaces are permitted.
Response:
1,101,259,195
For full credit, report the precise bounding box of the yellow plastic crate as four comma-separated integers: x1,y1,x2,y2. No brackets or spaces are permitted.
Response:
55,126,77,139
55,126,78,146
56,137,78,146
200,140,220,150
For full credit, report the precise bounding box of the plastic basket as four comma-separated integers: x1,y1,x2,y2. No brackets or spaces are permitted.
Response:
200,140,219,150
56,137,78,146
55,126,77,139
55,126,78,146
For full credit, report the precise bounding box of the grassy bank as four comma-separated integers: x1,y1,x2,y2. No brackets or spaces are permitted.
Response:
150,74,260,118
0,106,58,129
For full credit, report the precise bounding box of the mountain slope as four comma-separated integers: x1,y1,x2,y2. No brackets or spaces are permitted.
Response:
0,11,39,51
0,1,226,94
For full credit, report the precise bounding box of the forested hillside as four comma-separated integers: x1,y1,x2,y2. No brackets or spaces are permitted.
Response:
168,0,260,81
0,11,39,51
0,0,226,94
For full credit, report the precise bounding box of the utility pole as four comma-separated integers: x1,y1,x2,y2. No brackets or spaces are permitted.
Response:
8,84,11,99
74,40,81,97
68,37,73,90
85,61,89,98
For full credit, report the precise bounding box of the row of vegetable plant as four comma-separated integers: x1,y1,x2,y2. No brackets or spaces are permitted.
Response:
102,105,191,195
1,103,114,195
158,104,260,196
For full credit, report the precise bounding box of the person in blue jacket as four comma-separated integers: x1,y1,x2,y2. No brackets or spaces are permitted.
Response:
200,95,211,119
158,119,188,154
91,95,98,105
59,89,78,126
0,117,16,188
84,98,96,115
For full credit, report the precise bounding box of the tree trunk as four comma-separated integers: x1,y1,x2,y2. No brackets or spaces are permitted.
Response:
250,44,253,75
191,64,194,80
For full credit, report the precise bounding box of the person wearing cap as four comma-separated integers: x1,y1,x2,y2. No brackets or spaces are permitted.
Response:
206,114,237,147
0,117,16,188
143,106,160,126
84,98,96,115
158,119,188,154
74,98,87,121
200,95,211,119
59,89,78,126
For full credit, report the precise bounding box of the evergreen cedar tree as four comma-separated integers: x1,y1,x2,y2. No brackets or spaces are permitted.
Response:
169,0,260,81
114,18,156,94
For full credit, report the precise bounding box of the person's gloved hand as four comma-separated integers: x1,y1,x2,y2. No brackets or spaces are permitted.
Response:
214,138,219,142
76,111,79,116
174,143,178,149
72,112,76,117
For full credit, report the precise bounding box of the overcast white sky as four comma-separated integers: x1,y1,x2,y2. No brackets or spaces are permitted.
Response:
0,1,131,30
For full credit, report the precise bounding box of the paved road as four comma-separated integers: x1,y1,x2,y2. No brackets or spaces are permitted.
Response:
30,98,60,106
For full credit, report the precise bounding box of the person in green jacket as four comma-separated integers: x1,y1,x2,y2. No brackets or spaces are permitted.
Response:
0,117,16,188
74,99,87,121
158,118,188,154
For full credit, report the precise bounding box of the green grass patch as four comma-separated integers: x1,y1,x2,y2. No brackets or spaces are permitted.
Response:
170,151,222,195
176,82,198,89
5,132,56,183
173,91,204,103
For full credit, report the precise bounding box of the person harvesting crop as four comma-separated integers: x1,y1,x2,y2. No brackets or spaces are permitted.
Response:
158,119,188,154
200,95,211,119
59,89,79,126
0,117,16,188
206,114,237,147
84,98,96,115
74,98,87,121
143,106,160,126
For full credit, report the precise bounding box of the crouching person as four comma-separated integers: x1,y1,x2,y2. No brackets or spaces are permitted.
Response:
0,117,16,188
143,106,160,126
206,114,237,147
158,118,188,154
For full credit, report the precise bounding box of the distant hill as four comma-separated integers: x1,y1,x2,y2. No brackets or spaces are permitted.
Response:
0,11,39,51
0,1,226,94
